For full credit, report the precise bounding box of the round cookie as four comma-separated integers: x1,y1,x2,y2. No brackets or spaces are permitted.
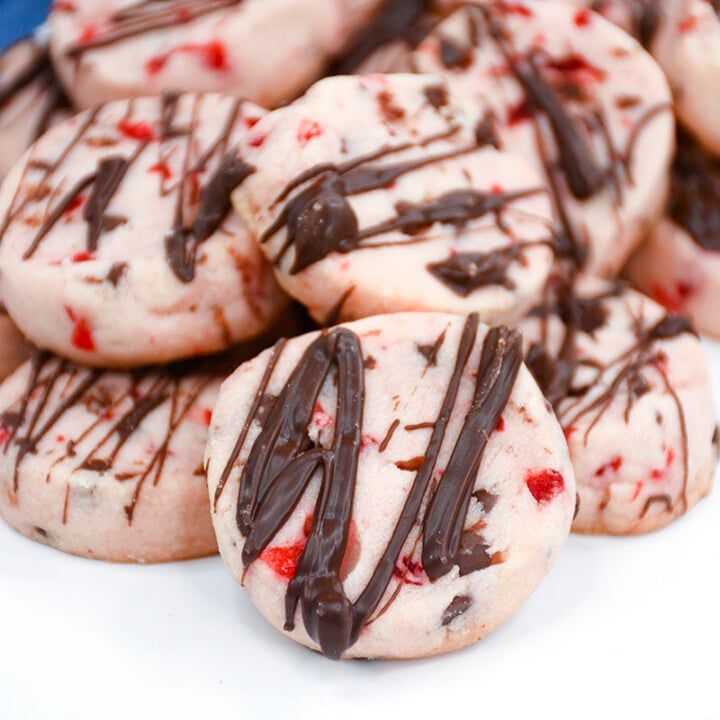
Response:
0,351,221,563
624,133,720,338
206,312,576,660
0,93,287,367
411,0,674,276
49,0,385,109
0,309,31,381
0,37,72,181
232,74,556,327
521,275,717,535
650,0,720,155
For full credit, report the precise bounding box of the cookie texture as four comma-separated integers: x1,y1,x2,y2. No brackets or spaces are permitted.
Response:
233,74,555,327
206,313,575,659
49,0,385,109
411,0,674,276
521,276,717,535
0,93,287,367
0,352,221,562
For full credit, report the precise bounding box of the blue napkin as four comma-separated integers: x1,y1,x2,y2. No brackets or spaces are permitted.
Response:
0,0,52,49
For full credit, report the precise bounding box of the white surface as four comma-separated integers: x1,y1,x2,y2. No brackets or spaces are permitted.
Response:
1,341,719,720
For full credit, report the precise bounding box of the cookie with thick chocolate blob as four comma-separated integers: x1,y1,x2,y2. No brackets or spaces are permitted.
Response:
233,74,556,327
206,312,576,659
412,0,674,276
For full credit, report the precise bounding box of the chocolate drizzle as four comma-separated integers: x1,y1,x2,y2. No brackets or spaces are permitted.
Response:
0,351,217,524
434,4,671,270
262,124,543,287
667,132,720,252
219,316,520,658
525,279,694,517
65,0,243,58
1,95,252,282
166,152,254,281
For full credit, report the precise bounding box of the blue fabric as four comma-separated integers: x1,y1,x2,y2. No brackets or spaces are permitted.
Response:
0,0,52,49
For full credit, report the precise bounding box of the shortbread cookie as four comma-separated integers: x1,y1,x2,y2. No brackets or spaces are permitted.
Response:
0,352,221,562
411,0,674,276
206,312,575,659
233,74,556,326
0,93,287,367
0,310,31,380
521,276,717,535
624,133,720,337
0,37,71,180
49,0,384,109
651,0,720,155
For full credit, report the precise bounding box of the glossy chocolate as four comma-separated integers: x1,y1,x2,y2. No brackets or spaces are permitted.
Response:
216,316,520,658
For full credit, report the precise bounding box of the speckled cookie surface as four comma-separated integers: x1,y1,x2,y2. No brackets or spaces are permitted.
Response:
0,352,221,563
49,0,385,109
206,312,575,659
521,276,717,535
624,133,720,338
411,0,674,277
232,74,556,327
0,93,287,367
0,37,71,181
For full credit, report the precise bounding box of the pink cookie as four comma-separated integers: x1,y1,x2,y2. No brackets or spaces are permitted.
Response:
521,275,717,535
411,0,674,276
49,0,385,109
624,133,720,338
206,312,575,659
0,352,221,563
0,37,71,181
0,93,287,367
233,74,556,326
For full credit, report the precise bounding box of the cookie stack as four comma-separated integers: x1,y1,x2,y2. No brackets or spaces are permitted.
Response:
0,0,716,661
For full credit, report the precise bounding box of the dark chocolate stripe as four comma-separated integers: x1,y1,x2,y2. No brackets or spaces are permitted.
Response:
263,124,541,279
213,338,286,510
232,314,520,658
422,326,521,579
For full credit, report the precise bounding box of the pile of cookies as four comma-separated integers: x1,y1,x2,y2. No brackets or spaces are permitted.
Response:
0,0,716,661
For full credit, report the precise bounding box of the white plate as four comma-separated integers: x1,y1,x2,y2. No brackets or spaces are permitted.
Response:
1,341,719,720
